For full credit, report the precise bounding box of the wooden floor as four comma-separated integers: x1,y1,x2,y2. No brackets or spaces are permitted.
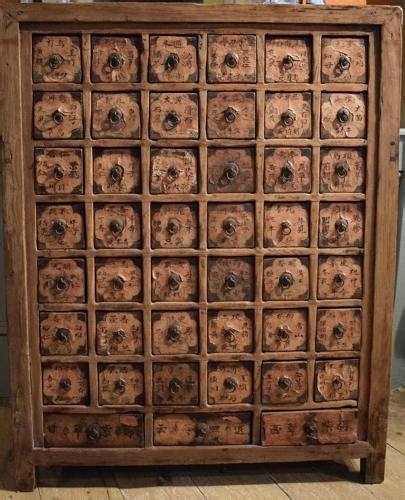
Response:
0,389,404,499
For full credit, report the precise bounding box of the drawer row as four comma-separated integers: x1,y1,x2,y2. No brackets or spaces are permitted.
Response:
37,256,363,303
35,147,366,196
43,409,359,447
42,359,359,406
33,91,367,140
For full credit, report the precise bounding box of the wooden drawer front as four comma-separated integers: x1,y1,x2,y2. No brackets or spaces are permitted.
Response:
320,148,366,193
316,308,361,352
98,364,144,405
153,363,199,405
207,35,256,83
207,148,255,194
207,92,255,139
263,309,307,352
35,148,83,195
318,256,362,299
42,363,89,405
263,257,309,301
93,149,141,194
315,359,359,402
151,258,198,302
44,414,144,448
322,37,367,83
154,413,251,446
94,203,142,249
150,148,198,195
262,410,358,446
40,312,87,356
37,204,85,250
321,93,366,139
264,203,309,248
38,258,85,304
96,311,143,355
95,258,142,302
149,36,198,83
208,362,253,404
208,310,253,354
152,311,199,355
262,361,308,404
208,203,255,248
319,202,364,248
151,203,198,249
207,257,254,302
91,36,141,83
264,147,311,194
150,93,199,139
34,92,83,139
92,92,141,139
33,35,82,83
265,37,311,83
265,92,312,139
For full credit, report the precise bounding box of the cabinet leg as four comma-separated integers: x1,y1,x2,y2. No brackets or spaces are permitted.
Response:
361,454,386,484
13,456,37,492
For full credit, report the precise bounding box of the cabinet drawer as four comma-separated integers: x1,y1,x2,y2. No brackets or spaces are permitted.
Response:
151,203,198,249
93,148,141,194
262,361,308,404
264,147,311,194
35,148,83,195
92,92,141,139
264,202,309,248
320,148,366,193
149,36,198,83
154,413,251,446
42,362,89,405
153,363,199,405
208,309,253,353
263,309,307,352
318,256,362,299
207,92,255,139
44,413,144,448
150,93,199,139
94,203,142,249
152,310,199,355
150,148,198,195
208,362,253,404
98,363,144,405
37,204,85,250
96,311,143,355
207,148,255,194
151,258,198,302
265,37,311,83
321,93,366,139
315,359,359,402
38,258,86,304
208,203,255,249
319,202,364,248
316,308,361,352
95,258,142,302
321,37,367,83
263,257,309,301
265,92,312,139
207,257,254,302
262,410,358,446
40,312,87,356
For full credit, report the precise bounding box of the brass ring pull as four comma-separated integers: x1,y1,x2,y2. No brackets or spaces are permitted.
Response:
279,162,295,184
195,421,209,439
223,328,237,343
224,273,238,291
283,54,294,69
333,374,343,389
165,52,180,71
337,54,351,72
86,423,102,442
224,107,238,123
224,377,237,392
167,165,180,179
334,272,346,289
54,276,69,293
281,109,296,127
333,323,345,339
223,162,239,183
304,421,318,438
108,52,124,70
164,111,180,131
108,107,124,125
335,161,349,178
48,53,63,70
225,52,239,68
113,329,126,343
52,219,67,237
53,164,65,180
169,378,182,394
280,221,292,236
277,326,291,342
168,272,182,291
166,218,181,236
167,324,181,343
279,271,294,289
109,219,124,236
336,107,351,124
335,218,348,234
223,219,237,236
52,110,65,125
115,378,126,393
110,164,124,183
112,275,125,291
55,327,70,344
59,377,72,391
278,376,292,391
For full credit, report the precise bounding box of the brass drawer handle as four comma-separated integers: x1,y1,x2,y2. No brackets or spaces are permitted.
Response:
223,218,237,236
110,164,124,183
48,53,63,70
167,324,181,343
223,328,237,343
278,376,292,391
333,323,345,339
281,109,296,127
304,421,318,439
166,218,181,236
337,54,351,72
53,164,65,180
334,272,346,288
108,52,124,70
86,423,102,442
283,54,294,69
169,378,182,394
167,165,180,179
59,377,72,391
335,218,348,234
195,421,209,439
112,275,125,291
223,162,239,183
279,271,294,289
108,107,124,125
225,52,239,68
224,107,238,123
279,162,295,184
336,107,351,124
54,276,70,293
280,221,292,236
52,110,65,125
115,378,126,393
164,111,180,131
335,161,349,178
168,272,182,291
224,272,238,290
52,219,67,237
333,374,343,389
55,327,71,344
113,329,126,343
224,377,237,392
165,52,180,71
277,326,291,342
109,219,124,236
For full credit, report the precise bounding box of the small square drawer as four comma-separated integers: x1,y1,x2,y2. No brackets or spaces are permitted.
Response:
98,364,144,405
316,308,361,352
93,148,141,194
44,414,144,448
208,148,255,194
318,256,362,299
263,309,307,352
42,362,89,405
265,92,312,139
151,257,198,302
33,35,82,83
39,312,87,356
149,36,198,83
94,203,142,249
91,36,141,83
207,34,256,83
208,309,254,353
208,202,255,249
38,258,86,304
207,257,254,302
320,148,366,193
207,92,255,139
95,258,142,302
264,202,309,248
319,202,364,248
152,310,199,355
96,311,143,355
35,148,84,195
315,359,359,402
322,37,367,83
37,203,85,250
262,361,308,404
150,148,198,194
92,92,141,139
321,93,366,139
265,37,311,83
208,362,253,404
151,203,198,249
263,257,309,301
262,410,358,446
150,93,199,139
33,92,83,139
154,413,251,446
264,147,311,194
153,362,199,405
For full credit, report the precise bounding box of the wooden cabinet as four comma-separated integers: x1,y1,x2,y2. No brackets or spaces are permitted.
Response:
0,3,401,491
